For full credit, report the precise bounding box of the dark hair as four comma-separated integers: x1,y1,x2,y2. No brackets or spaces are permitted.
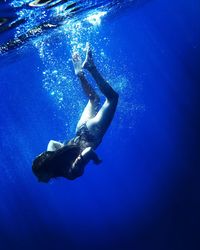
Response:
32,145,80,183
32,151,54,183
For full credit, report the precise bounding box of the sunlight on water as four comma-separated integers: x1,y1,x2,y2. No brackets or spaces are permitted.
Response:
11,0,30,7
85,11,107,26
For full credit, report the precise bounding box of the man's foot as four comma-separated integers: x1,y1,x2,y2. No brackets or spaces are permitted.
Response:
72,52,83,76
82,42,95,70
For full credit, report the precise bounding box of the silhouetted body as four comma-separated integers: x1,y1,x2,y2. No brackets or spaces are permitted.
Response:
32,43,118,183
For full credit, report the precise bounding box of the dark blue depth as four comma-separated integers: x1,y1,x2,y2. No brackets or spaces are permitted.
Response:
0,0,200,249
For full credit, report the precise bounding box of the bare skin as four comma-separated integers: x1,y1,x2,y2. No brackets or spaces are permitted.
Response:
47,43,118,179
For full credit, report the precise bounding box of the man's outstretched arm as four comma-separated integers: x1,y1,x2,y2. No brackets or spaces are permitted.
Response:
73,147,101,167
68,147,101,179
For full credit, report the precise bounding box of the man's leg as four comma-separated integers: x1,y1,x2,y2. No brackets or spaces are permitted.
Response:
72,53,100,131
83,44,119,135
76,73,100,131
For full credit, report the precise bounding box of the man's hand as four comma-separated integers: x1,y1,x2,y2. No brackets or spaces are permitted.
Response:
81,147,102,165
72,147,102,170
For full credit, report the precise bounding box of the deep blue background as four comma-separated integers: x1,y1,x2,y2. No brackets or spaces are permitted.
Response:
0,0,200,249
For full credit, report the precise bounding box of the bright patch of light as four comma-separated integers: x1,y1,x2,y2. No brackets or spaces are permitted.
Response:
85,11,107,26
54,5,65,15
11,0,30,8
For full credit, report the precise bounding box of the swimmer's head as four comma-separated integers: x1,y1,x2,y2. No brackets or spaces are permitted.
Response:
32,145,80,183
32,151,54,183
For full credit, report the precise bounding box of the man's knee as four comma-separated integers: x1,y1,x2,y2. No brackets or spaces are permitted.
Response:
108,91,119,105
47,140,63,151
113,91,119,101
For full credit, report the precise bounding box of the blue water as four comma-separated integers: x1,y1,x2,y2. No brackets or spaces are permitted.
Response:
0,0,200,249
